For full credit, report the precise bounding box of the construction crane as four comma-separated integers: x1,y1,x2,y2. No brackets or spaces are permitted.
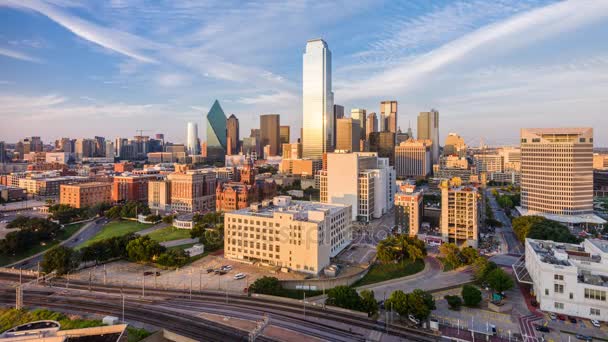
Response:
135,129,151,137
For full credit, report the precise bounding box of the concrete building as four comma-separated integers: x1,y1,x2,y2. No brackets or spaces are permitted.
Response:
281,143,302,160
260,114,281,157
186,122,200,156
417,110,440,164
351,108,366,142
394,139,432,179
593,153,608,170
518,128,604,226
224,196,351,274
0,185,27,202
516,238,608,322
60,182,112,208
226,114,240,155
440,177,479,247
18,176,89,197
474,153,503,173
444,133,467,157
45,152,70,164
302,39,334,159
498,146,521,171
280,125,290,145
368,132,395,165
279,158,322,176
167,170,216,213
335,118,360,152
380,101,397,134
366,112,378,141
148,179,171,211
394,182,423,236
320,152,395,222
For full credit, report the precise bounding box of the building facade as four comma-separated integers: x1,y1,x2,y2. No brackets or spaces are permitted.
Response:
394,139,432,179
369,132,395,165
226,114,240,155
148,179,171,211
206,100,228,161
380,101,397,134
112,174,159,203
260,114,281,157
335,118,360,152
440,178,479,247
167,170,216,213
394,182,423,236
417,110,440,164
60,182,112,208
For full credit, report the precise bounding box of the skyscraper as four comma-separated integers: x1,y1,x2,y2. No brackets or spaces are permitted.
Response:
280,125,290,145
366,112,378,140
206,100,228,161
335,118,360,152
302,39,334,159
186,122,200,156
381,101,397,134
226,114,240,155
351,108,366,141
260,114,280,157
417,110,439,164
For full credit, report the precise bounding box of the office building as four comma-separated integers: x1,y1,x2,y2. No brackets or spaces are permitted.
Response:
148,179,171,211
499,146,521,171
516,238,608,322
369,132,396,165
167,170,216,212
75,138,96,161
227,114,240,155
279,158,322,176
60,182,112,209
281,143,302,160
444,133,467,157
380,101,397,133
206,100,228,161
335,118,360,152
0,141,6,163
186,122,199,156
519,128,604,226
280,125,290,145
593,153,608,170
18,176,89,197
260,114,281,157
440,177,479,247
394,139,432,179
333,104,344,143
394,182,423,236
320,152,395,222
302,39,334,159
366,112,378,140
351,108,366,141
112,174,159,203
224,196,352,274
417,110,440,164
474,153,503,173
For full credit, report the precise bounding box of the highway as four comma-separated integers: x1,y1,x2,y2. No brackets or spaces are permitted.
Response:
0,271,440,341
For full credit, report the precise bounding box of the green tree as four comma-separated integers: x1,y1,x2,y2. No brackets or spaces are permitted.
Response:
41,246,77,275
407,289,435,320
460,247,479,265
326,286,361,311
145,214,161,223
444,295,462,310
472,258,498,283
385,290,409,316
462,285,482,307
126,236,165,262
360,289,379,316
486,268,514,294
512,216,545,242
105,206,123,219
439,243,461,268
162,215,174,224
376,238,399,263
156,249,190,267
249,276,283,295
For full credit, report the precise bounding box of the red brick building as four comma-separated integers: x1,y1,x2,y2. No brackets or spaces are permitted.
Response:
112,174,159,203
114,162,134,173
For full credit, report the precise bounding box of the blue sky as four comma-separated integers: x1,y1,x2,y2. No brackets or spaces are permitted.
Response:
1,0,608,146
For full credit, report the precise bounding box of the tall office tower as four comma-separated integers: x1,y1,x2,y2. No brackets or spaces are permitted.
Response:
0,141,6,163
30,136,43,152
519,128,604,225
94,136,105,157
440,177,479,248
369,132,396,165
206,100,228,161
260,114,280,157
280,125,290,145
115,138,126,158
417,110,440,164
75,138,95,160
394,139,432,179
380,101,397,133
335,118,360,152
105,141,115,159
366,112,378,140
59,138,74,153
242,137,259,159
444,133,467,157
333,104,344,144
302,39,334,159
186,122,200,156
351,108,367,141
226,114,240,155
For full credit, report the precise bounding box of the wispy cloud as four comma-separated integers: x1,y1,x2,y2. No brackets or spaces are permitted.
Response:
0,47,41,62
156,73,190,88
238,91,299,106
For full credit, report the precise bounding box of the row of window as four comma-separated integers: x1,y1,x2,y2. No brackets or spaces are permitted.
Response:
554,302,601,316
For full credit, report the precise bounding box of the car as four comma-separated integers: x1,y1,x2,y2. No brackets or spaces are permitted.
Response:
569,316,577,324
408,314,420,325
490,324,497,336
590,320,600,328
575,334,592,341
557,314,567,321
535,325,550,333
234,273,246,280
206,268,214,273
221,265,232,271
549,313,557,320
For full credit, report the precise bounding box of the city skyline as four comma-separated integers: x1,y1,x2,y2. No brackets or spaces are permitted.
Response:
1,1,608,146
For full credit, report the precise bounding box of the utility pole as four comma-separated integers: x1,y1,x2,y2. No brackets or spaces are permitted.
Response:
88,270,92,292
303,292,306,319
199,267,202,292
142,273,145,297
121,289,125,323
189,269,193,300
103,264,107,285
19,268,22,285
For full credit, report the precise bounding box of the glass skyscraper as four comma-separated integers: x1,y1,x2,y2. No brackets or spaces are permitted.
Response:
302,39,334,160
206,100,227,161
186,121,199,155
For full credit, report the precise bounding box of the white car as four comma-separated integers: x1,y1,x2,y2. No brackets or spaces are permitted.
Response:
234,273,246,280
591,319,601,328
408,314,420,325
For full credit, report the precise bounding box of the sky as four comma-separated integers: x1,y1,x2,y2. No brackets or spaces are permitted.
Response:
1,0,608,147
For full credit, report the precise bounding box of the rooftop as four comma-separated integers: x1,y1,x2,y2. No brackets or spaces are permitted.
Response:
516,207,606,224
229,196,347,222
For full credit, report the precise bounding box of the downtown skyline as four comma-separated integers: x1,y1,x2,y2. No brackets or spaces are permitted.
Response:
1,1,608,145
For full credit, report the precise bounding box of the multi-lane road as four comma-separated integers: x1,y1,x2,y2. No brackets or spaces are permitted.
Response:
485,188,523,255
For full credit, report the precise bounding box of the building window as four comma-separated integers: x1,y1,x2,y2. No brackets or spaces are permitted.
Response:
554,274,564,281
590,308,600,316
554,284,564,294
554,302,564,310
584,289,607,301
545,289,549,296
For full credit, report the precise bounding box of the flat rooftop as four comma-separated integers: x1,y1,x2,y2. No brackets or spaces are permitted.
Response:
229,197,347,222
517,207,606,224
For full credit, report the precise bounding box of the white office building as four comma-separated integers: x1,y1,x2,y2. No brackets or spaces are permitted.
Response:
515,238,608,322
186,122,200,156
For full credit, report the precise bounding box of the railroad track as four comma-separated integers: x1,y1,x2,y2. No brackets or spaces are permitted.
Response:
0,271,439,341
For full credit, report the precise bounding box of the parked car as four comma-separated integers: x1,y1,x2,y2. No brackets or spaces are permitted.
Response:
234,273,246,280
221,265,232,271
590,319,601,328
575,334,592,341
206,268,214,273
549,313,557,320
557,314,567,321
535,325,550,333
408,314,420,325
569,316,577,324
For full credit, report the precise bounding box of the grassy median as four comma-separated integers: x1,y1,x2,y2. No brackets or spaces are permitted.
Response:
78,220,150,248
353,259,425,287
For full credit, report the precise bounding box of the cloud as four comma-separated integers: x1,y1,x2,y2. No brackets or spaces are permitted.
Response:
238,91,299,106
337,1,608,101
1,0,159,63
156,72,190,88
0,47,41,63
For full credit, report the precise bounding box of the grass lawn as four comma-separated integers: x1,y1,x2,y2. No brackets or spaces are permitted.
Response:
353,259,425,287
78,220,151,248
147,226,192,242
0,223,84,266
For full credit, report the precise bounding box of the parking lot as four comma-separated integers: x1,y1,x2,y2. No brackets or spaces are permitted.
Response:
69,254,306,293
336,244,376,266
538,313,608,341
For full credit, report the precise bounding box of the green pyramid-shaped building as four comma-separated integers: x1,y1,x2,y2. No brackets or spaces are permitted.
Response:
206,100,227,161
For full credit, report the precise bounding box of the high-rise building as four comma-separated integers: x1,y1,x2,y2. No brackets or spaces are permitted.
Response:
148,179,171,211
351,108,366,141
519,128,604,225
206,100,228,161
226,114,240,155
280,125,290,145
366,112,378,140
59,138,74,153
30,136,43,153
394,139,432,179
417,110,440,164
440,177,479,247
335,118,360,152
260,114,280,157
94,136,106,157
369,132,396,165
242,137,260,159
394,182,423,236
302,39,334,159
186,122,200,156
224,196,352,274
281,143,302,160
0,141,7,163
333,104,344,144
380,101,397,134
444,133,466,157
75,138,96,161
105,141,115,160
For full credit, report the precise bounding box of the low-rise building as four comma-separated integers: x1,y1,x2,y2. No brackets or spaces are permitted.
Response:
60,182,112,208
18,175,89,197
279,158,321,176
224,196,352,274
112,173,160,203
0,185,27,202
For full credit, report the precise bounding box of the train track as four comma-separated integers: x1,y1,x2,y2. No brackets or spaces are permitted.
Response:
0,271,439,341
